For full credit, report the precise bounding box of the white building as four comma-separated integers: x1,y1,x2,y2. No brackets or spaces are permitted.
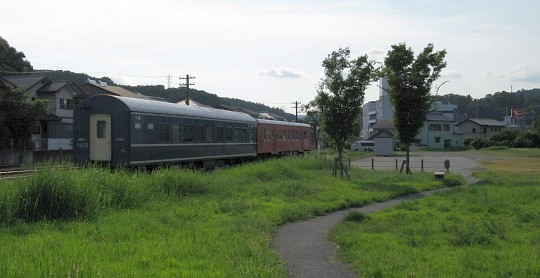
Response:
362,77,393,139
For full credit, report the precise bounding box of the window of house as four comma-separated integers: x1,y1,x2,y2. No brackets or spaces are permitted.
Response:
429,124,442,131
472,127,476,133
59,98,74,110
434,136,441,143
443,124,450,131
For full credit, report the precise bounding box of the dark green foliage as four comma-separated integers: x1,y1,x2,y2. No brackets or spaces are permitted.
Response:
315,47,375,177
0,36,32,73
463,137,474,146
383,43,447,173
470,130,540,150
1,81,49,149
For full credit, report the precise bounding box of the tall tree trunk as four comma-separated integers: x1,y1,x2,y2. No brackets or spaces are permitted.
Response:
405,144,412,175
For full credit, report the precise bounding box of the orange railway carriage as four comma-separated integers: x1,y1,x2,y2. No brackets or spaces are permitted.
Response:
256,119,311,156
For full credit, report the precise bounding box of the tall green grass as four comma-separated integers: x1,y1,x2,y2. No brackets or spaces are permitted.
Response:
0,156,458,276
331,153,540,277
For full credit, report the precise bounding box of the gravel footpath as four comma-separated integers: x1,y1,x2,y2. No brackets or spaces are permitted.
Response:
273,152,483,277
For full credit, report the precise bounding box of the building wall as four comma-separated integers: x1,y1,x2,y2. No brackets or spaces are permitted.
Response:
458,121,504,139
418,121,462,148
362,101,377,139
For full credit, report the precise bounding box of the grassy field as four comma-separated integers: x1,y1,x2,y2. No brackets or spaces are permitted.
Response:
0,151,458,277
331,149,540,277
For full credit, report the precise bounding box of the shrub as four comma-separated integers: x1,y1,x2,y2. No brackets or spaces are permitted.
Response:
471,138,491,150
463,137,474,146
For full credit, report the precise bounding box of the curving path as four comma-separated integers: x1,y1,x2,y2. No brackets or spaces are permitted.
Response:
273,152,483,278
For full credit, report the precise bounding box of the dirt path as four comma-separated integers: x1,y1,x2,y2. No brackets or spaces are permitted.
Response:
273,152,484,277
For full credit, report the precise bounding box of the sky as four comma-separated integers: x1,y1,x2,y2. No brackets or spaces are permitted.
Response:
2,0,540,114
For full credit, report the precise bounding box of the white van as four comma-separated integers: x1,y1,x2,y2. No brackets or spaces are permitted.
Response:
351,140,374,151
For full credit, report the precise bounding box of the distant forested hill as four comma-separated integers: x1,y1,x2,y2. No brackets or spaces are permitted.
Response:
434,89,540,121
9,70,293,120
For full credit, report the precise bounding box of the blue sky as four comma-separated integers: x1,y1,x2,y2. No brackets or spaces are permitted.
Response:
2,0,539,113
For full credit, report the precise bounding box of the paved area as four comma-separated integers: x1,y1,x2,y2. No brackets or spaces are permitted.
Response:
273,152,484,277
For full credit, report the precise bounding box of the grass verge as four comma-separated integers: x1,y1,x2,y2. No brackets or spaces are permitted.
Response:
0,156,457,276
330,149,540,277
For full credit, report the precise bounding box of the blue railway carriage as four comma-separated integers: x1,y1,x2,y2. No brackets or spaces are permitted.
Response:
74,95,257,168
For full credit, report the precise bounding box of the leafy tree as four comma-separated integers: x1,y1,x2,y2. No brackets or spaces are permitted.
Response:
315,47,375,177
383,43,446,174
1,81,49,150
301,100,322,150
0,36,33,73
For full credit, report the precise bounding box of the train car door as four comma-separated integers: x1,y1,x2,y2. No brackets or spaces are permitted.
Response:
89,114,111,161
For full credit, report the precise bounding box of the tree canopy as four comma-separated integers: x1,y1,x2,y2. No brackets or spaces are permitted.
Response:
383,42,446,174
1,81,49,149
0,36,33,73
315,47,375,177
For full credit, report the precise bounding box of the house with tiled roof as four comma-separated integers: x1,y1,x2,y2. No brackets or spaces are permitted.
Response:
1,75,82,152
455,118,507,139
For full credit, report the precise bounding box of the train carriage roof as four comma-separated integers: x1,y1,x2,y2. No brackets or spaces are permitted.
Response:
256,118,311,128
81,95,257,123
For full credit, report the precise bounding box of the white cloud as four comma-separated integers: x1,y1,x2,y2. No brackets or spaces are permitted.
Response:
257,67,306,78
441,69,462,78
364,48,385,57
506,64,540,83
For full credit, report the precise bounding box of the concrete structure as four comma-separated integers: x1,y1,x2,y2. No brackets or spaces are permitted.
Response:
417,112,463,148
362,100,377,139
370,130,394,156
361,77,392,139
455,118,507,139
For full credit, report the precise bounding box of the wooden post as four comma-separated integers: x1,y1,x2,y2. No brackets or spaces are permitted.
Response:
400,160,406,173
371,157,374,170
395,159,398,170
421,159,424,172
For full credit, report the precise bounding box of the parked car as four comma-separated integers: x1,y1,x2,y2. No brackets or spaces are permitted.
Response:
351,140,374,151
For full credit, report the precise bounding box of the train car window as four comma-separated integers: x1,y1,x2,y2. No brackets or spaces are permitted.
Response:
97,121,106,138
134,123,141,129
233,128,240,142
147,123,154,130
240,128,248,142
216,126,224,142
205,126,213,142
158,124,169,143
184,125,193,142
225,127,233,142
172,125,181,143
194,125,204,142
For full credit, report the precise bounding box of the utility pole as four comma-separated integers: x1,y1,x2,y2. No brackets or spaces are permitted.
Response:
292,101,300,122
179,74,195,105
